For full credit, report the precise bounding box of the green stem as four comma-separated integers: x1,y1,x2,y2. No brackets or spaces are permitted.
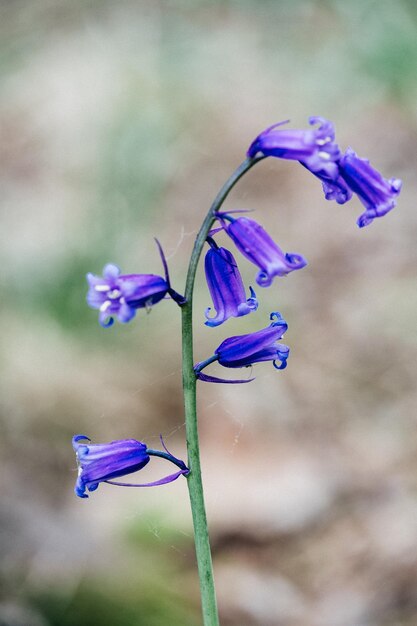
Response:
181,156,263,625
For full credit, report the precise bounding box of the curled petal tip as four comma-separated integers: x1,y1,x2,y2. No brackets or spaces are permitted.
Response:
99,315,114,328
256,271,273,287
269,312,287,327
72,434,91,449
273,359,288,370
204,308,223,327
390,178,402,193
285,253,308,270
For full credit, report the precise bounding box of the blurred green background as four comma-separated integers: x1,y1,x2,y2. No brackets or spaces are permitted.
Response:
1,1,417,625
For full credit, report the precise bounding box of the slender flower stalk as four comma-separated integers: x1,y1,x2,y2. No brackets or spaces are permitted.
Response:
181,156,264,626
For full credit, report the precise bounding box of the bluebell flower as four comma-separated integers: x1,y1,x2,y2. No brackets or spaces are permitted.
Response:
337,148,402,228
87,240,185,327
204,238,258,327
72,435,189,498
194,312,289,383
247,117,341,180
87,265,168,327
248,117,402,227
217,215,307,287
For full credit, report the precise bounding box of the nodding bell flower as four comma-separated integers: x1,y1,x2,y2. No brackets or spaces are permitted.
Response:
194,312,289,384
311,147,402,227
247,117,341,180
72,435,189,498
336,148,402,228
247,116,401,228
204,238,258,327
217,214,307,287
87,240,185,327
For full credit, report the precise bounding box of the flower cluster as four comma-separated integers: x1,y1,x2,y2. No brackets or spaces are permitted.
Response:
77,115,402,499
248,116,402,228
194,116,401,382
197,213,304,382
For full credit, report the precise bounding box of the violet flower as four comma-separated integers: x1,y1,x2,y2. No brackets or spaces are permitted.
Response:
87,240,185,327
204,238,258,327
194,312,289,383
248,117,402,228
217,215,307,287
337,148,402,228
247,117,341,180
72,435,189,498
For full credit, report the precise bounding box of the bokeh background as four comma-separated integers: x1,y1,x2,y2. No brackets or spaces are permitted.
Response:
1,1,417,625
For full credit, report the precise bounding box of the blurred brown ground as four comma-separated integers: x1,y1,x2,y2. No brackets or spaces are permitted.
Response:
1,1,417,625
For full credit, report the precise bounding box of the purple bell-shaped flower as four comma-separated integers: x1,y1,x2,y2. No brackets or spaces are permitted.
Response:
72,435,189,498
194,312,289,383
247,116,341,180
337,148,402,227
204,238,258,327
217,215,307,287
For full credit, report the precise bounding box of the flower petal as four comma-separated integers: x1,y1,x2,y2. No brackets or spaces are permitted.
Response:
223,217,307,287
248,117,341,173
102,264,121,280
338,148,402,227
204,245,258,326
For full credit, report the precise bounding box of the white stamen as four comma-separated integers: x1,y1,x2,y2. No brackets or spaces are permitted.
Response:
107,289,122,300
95,284,110,292
316,136,331,145
100,300,112,312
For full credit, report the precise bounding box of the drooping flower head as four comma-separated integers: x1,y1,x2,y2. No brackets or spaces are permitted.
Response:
309,147,402,227
204,238,258,327
337,148,402,228
73,435,189,498
87,240,185,327
217,214,307,287
247,117,341,180
248,117,402,228
194,312,289,383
